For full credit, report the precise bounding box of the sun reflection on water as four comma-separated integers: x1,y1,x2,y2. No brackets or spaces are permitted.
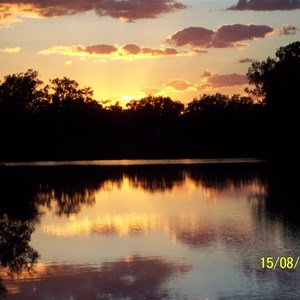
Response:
37,174,266,257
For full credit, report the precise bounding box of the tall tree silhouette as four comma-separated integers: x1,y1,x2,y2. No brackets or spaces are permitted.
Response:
50,77,95,108
246,41,300,114
0,69,47,115
246,41,300,157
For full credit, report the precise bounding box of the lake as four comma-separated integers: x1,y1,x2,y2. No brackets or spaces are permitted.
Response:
1,159,300,299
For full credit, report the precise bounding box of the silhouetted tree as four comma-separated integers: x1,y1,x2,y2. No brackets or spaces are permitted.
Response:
186,93,229,115
49,77,102,118
2,44,298,161
186,93,255,116
182,93,267,156
106,101,123,113
0,69,47,115
127,95,184,116
125,96,184,139
246,41,300,157
246,41,300,113
50,77,93,104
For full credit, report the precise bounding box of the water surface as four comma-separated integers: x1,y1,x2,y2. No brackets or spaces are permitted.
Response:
0,160,299,299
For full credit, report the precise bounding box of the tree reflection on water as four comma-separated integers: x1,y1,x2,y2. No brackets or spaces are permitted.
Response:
1,164,267,217
0,279,6,299
1,162,300,299
0,214,39,297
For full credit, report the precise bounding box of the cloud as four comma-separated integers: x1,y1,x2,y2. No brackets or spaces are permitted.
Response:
0,0,186,24
228,0,300,11
96,0,187,22
167,24,274,48
198,72,248,89
139,87,162,96
193,49,209,54
0,3,47,26
85,44,118,54
165,79,197,91
9,257,190,300
0,4,14,22
277,24,298,35
215,24,272,44
202,71,212,77
161,72,249,94
167,27,214,47
121,44,184,56
122,44,141,55
39,43,195,59
0,46,21,53
239,58,254,63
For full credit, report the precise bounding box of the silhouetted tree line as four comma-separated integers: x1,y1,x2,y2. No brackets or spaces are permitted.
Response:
0,41,299,161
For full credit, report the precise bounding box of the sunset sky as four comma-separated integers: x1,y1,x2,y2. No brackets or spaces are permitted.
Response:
0,0,299,104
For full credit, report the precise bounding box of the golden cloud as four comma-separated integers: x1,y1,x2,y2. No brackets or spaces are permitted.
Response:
0,46,21,53
0,0,186,24
38,43,196,60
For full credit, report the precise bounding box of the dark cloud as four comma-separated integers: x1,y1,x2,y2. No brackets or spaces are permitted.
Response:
215,24,272,43
199,72,249,89
239,58,255,63
85,44,118,54
202,71,212,77
206,73,248,87
163,72,249,93
122,44,141,54
167,27,214,47
162,47,178,55
228,0,300,11
277,24,298,35
0,0,186,23
95,0,187,21
167,24,273,48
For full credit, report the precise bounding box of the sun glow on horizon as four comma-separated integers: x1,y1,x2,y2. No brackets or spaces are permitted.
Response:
1,0,299,107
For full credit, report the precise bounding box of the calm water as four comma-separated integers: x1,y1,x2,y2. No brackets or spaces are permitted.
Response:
0,160,300,299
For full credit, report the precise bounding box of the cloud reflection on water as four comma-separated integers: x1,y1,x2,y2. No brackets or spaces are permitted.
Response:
3,256,191,300
2,163,300,299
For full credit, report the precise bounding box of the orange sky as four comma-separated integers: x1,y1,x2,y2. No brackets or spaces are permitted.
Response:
0,0,299,104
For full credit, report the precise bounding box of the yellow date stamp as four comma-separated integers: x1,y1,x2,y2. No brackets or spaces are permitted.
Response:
261,256,300,269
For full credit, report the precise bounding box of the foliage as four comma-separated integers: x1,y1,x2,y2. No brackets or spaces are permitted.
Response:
50,77,96,108
0,42,299,160
0,215,39,279
246,41,300,112
0,69,47,115
126,95,184,119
